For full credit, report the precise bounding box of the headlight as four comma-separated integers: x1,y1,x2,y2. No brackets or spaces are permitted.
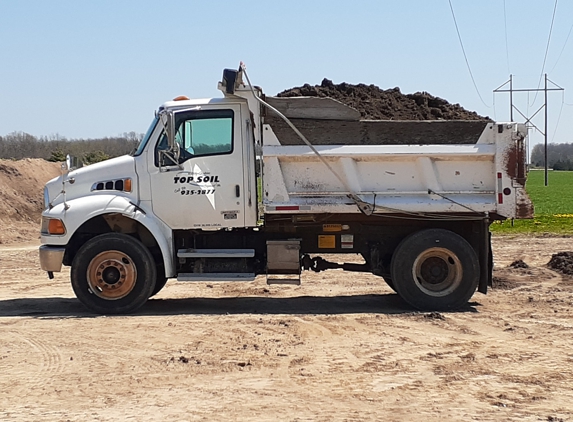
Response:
43,186,50,209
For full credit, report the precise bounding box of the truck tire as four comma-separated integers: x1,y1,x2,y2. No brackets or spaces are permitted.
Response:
150,264,168,297
390,229,479,311
71,233,157,314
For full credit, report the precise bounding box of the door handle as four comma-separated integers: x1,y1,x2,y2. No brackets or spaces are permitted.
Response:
235,185,240,197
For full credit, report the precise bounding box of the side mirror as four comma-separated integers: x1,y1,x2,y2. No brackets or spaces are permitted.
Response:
159,109,176,149
158,110,182,170
63,154,81,173
167,111,175,149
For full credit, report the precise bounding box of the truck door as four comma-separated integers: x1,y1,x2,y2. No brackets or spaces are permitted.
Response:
148,104,247,229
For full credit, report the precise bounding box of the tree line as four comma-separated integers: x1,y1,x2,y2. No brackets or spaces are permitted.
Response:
531,143,573,171
3,130,572,170
0,131,142,164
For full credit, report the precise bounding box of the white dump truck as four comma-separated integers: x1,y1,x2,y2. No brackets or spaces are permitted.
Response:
39,64,533,314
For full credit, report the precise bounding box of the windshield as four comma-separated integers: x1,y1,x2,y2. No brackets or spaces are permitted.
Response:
132,115,159,156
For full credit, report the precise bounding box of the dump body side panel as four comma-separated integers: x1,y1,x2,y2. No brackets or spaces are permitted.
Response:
262,122,532,220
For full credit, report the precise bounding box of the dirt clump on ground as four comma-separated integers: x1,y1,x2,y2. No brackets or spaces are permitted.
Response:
547,252,573,276
277,79,491,121
509,259,529,269
0,159,61,245
492,275,520,290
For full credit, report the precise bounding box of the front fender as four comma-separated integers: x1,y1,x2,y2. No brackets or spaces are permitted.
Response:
41,194,174,277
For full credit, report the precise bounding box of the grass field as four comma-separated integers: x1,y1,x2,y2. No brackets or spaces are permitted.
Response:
491,170,573,234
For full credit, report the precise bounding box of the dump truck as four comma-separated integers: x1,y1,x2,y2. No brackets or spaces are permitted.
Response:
39,64,533,314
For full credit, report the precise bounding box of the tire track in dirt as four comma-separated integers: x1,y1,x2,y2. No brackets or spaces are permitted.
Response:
2,237,573,421
430,283,573,414
1,332,64,397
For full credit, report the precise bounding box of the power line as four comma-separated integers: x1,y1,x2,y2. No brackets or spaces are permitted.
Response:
531,0,558,106
447,0,490,108
549,20,573,74
503,0,511,74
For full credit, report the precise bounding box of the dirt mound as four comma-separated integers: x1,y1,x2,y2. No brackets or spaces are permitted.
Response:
277,79,491,121
509,259,529,269
547,252,573,276
492,275,520,290
0,159,61,244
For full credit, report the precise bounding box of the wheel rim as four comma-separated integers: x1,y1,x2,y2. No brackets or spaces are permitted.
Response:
86,250,137,300
412,247,462,297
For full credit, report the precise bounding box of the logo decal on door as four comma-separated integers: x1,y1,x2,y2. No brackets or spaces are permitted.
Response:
173,172,221,194
173,174,220,184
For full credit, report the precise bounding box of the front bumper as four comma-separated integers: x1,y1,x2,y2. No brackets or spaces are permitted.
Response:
39,245,66,272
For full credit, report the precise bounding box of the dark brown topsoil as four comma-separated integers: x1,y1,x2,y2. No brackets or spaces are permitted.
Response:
547,252,573,276
277,79,490,121
492,275,520,290
509,259,529,269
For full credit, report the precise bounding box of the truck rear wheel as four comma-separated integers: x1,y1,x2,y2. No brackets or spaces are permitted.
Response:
390,229,479,311
71,233,157,314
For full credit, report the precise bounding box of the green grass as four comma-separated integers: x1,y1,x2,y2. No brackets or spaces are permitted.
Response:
490,170,573,234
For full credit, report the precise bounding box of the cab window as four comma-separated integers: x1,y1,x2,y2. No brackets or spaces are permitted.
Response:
155,109,234,166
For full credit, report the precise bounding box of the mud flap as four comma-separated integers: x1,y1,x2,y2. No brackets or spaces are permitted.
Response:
478,224,492,294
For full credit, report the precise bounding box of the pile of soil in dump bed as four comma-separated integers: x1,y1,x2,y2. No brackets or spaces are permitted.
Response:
548,252,573,276
276,79,491,121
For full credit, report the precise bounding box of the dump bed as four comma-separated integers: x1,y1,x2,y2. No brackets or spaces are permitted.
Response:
261,122,533,220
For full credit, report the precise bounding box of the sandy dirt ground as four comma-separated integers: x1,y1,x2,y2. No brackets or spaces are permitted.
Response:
0,235,572,421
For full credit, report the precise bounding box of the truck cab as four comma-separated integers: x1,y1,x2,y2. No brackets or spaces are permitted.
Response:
136,97,259,230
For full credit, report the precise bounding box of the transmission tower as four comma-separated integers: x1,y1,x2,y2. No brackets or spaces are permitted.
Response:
493,74,564,186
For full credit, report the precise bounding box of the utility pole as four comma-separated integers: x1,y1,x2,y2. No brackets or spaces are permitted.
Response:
544,75,548,186
493,75,564,186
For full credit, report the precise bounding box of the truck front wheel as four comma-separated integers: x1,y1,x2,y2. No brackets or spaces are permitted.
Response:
150,264,168,297
390,229,479,311
71,233,157,314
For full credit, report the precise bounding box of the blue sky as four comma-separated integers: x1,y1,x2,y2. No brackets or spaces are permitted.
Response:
1,0,572,155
